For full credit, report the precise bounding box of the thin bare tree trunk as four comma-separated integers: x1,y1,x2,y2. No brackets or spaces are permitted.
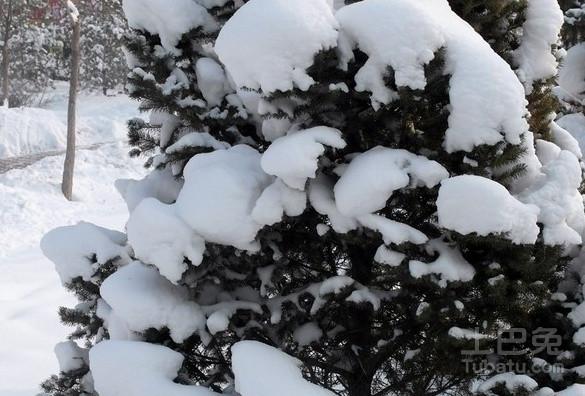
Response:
62,4,81,200
1,0,13,106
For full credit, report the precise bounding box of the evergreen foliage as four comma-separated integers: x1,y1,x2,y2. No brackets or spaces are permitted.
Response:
78,0,128,94
41,1,585,396
560,0,585,47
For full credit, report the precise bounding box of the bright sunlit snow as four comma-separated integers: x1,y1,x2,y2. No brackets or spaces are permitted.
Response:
0,88,145,396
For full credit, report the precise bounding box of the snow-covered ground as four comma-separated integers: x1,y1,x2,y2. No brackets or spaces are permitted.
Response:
0,82,135,159
0,88,146,395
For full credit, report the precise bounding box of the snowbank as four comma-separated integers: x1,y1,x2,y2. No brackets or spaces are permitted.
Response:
45,87,143,145
1,85,143,159
0,106,66,159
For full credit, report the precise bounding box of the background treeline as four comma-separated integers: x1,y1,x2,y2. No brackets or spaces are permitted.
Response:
0,0,127,107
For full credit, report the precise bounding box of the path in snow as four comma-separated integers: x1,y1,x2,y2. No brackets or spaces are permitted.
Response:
0,141,111,174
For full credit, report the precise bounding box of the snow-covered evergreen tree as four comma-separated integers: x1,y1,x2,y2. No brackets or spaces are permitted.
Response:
41,0,585,395
557,0,584,119
560,0,585,47
78,0,128,94
0,0,63,107
539,2,585,394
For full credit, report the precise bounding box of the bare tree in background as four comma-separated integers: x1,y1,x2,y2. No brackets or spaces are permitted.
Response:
0,0,13,106
62,0,80,200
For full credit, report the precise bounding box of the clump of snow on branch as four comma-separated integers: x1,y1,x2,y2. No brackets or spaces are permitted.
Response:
517,150,585,246
90,340,220,396
215,0,338,93
195,57,231,107
557,384,585,396
334,146,448,217
568,288,585,327
309,174,359,234
251,179,306,226
337,0,530,152
232,341,336,396
67,0,79,22
551,120,583,158
336,0,443,104
357,214,428,245
513,0,564,92
374,245,406,267
55,341,88,373
476,373,538,394
409,239,475,287
448,327,491,340
122,0,217,53
175,145,272,251
557,113,585,155
165,132,230,156
100,262,208,343
308,172,430,245
437,175,539,244
293,322,323,347
115,168,183,212
557,43,585,105
127,199,205,283
149,111,182,148
261,126,346,190
41,222,128,285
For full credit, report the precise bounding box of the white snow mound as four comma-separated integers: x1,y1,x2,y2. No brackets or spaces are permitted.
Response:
100,262,207,343
122,0,217,53
215,0,338,93
90,340,219,396
514,0,564,91
232,341,336,396
261,126,346,190
41,222,128,285
437,175,539,244
557,113,585,155
127,198,205,283
0,106,66,158
518,150,585,246
334,146,448,217
409,239,475,287
558,43,585,104
175,145,273,251
337,0,530,152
